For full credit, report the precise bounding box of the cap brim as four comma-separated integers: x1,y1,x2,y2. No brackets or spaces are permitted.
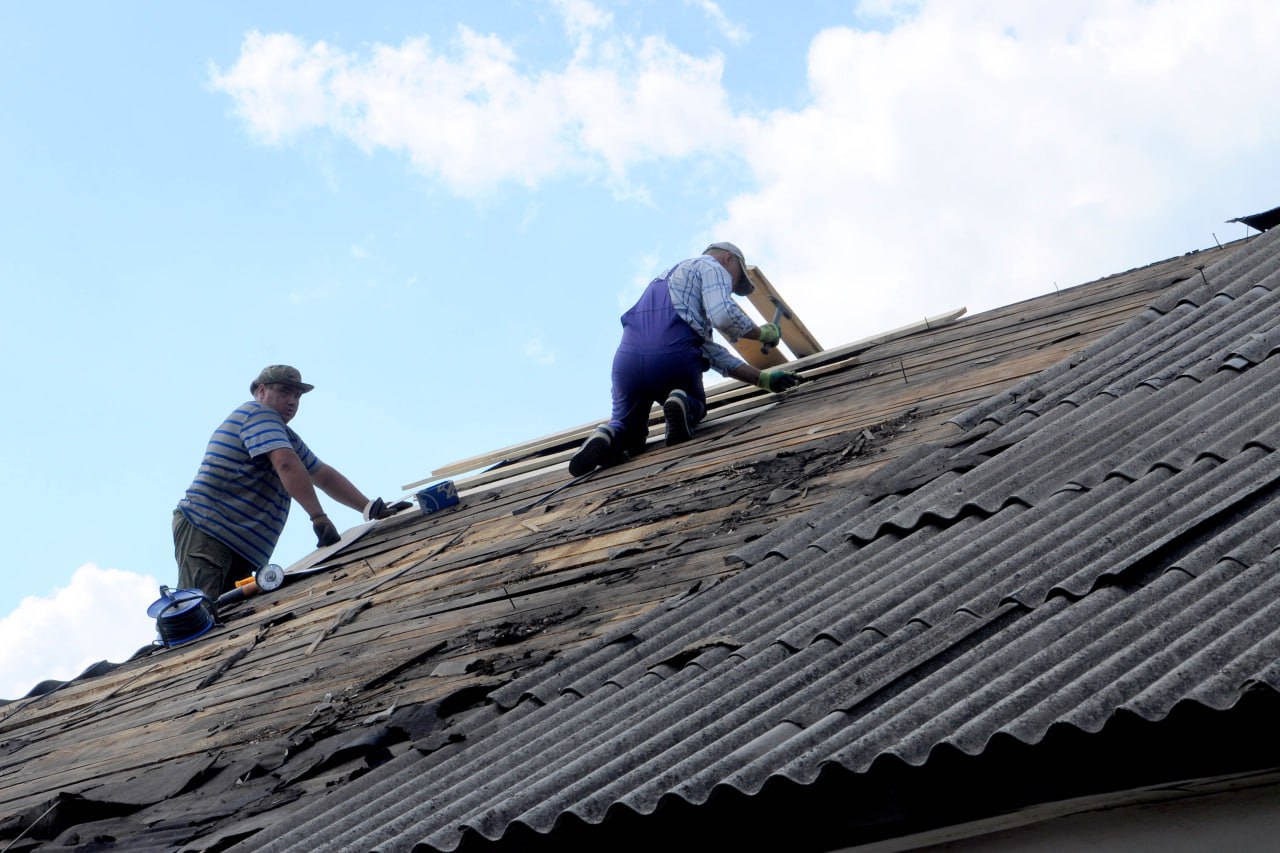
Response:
252,381,315,393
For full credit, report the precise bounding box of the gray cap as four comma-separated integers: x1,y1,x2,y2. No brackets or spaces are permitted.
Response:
250,365,314,394
704,241,753,294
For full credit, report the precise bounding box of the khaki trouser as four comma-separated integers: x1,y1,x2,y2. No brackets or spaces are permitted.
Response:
172,510,256,599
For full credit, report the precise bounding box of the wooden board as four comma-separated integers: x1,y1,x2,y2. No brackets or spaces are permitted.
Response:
731,335,790,369
280,520,379,576
411,307,967,489
743,266,824,359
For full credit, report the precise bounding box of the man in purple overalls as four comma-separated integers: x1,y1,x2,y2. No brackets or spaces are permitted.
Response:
569,242,802,476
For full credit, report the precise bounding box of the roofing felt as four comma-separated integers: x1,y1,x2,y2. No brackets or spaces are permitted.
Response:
243,231,1280,851
0,236,1262,851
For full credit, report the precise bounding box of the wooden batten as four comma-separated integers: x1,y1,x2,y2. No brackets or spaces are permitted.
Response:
745,267,823,356
731,266,824,368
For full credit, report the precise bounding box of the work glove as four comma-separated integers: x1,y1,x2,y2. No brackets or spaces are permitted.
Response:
311,513,342,548
757,369,803,393
363,497,413,521
757,323,782,347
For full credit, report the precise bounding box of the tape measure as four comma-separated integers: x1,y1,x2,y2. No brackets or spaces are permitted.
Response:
255,563,286,592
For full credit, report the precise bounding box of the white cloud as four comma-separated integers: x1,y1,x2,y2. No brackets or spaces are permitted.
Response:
550,0,613,51
721,0,1280,343
209,14,739,197
207,33,346,144
687,0,751,46
0,564,159,701
210,1,1280,346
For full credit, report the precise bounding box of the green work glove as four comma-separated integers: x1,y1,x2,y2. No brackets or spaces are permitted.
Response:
312,513,342,547
757,369,803,393
757,323,781,347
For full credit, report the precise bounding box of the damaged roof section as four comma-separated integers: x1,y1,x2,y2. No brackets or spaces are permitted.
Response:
0,238,1254,852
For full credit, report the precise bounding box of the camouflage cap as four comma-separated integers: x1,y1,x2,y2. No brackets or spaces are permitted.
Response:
249,365,315,394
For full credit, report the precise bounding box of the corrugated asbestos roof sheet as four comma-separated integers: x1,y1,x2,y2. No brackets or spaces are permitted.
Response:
1229,203,1280,233
0,236,1263,851
247,231,1280,852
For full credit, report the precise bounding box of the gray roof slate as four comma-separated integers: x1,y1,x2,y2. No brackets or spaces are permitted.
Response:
251,226,1280,851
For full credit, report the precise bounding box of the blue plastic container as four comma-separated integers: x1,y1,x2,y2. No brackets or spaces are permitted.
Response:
417,480,460,514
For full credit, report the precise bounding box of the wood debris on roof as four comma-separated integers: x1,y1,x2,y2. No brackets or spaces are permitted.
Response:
0,237,1259,852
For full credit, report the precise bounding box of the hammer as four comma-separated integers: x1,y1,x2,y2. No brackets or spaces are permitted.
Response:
761,296,791,355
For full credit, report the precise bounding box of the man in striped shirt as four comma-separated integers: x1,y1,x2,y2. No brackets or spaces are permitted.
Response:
569,242,803,477
173,365,406,599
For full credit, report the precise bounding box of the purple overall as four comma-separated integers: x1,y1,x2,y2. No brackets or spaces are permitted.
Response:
608,275,709,453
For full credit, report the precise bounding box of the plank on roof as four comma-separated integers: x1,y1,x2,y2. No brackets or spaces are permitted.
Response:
419,419,605,484
731,334,791,368
731,266,823,367
281,520,378,575
748,267,823,354
447,306,968,493
411,307,966,490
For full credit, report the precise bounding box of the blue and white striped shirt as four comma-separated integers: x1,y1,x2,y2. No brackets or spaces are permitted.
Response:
177,401,321,567
665,254,756,375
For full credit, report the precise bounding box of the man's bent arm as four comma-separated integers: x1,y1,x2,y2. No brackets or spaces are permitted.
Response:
267,447,328,518
311,463,370,512
727,363,760,385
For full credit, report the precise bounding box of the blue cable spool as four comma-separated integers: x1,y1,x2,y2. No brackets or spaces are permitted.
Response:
148,586,216,647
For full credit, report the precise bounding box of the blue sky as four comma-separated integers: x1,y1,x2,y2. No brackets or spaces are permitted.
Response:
3,0,1278,699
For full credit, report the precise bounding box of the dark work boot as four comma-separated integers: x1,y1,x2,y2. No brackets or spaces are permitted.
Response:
663,390,694,446
569,425,617,477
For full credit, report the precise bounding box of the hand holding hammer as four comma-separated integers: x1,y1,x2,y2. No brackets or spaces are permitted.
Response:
760,296,791,355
